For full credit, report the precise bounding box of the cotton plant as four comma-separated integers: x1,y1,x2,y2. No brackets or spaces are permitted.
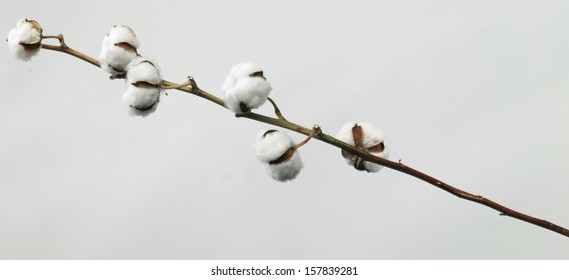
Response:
5,19,569,238
96,25,190,117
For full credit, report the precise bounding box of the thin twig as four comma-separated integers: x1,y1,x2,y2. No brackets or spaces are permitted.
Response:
293,125,320,150
267,97,287,121
40,41,569,238
42,34,68,48
160,76,194,90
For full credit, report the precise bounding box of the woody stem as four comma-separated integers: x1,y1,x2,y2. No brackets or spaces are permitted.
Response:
39,34,569,238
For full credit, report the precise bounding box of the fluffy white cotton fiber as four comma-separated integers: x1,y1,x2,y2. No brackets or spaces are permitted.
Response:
336,122,389,173
255,130,303,182
265,152,303,182
222,62,272,114
122,57,161,117
126,56,161,86
7,19,43,61
98,25,139,75
122,86,159,117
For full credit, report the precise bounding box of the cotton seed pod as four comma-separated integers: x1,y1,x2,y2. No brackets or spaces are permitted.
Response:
254,130,304,182
98,25,140,75
222,62,272,114
122,85,159,117
126,56,161,86
6,19,43,61
122,56,161,117
336,122,389,173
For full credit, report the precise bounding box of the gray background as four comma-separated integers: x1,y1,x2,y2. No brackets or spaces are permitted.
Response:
1,0,568,259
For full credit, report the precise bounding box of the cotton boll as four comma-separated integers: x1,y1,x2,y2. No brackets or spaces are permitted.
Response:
255,130,295,163
126,56,161,86
336,122,358,146
222,62,263,92
336,122,389,173
121,56,161,117
122,85,160,117
7,19,43,61
254,130,304,182
108,25,139,49
99,36,138,75
357,122,385,148
225,78,272,114
98,25,139,75
222,62,272,114
265,151,303,182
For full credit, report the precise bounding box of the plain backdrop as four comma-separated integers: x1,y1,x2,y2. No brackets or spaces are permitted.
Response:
1,0,568,259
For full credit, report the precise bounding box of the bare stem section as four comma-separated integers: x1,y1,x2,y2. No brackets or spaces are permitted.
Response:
293,125,321,150
267,97,287,121
40,37,569,238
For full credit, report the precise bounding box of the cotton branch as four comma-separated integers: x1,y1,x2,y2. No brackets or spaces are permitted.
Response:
267,97,288,121
36,32,568,238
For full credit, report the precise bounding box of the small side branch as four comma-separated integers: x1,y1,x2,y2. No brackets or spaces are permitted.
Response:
267,97,287,121
294,125,321,150
161,76,194,90
42,34,68,48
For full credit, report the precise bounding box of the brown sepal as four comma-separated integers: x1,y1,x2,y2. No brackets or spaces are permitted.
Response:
19,42,41,52
263,130,278,137
130,101,157,112
114,42,137,53
351,124,364,149
131,81,159,88
239,102,250,113
249,71,267,80
269,147,296,165
367,142,385,153
25,19,43,34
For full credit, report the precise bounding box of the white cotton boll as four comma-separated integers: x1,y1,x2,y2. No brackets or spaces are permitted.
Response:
98,36,137,75
336,122,358,146
254,130,304,182
98,25,139,75
265,152,303,182
357,122,385,148
7,19,42,61
120,56,161,117
336,122,385,147
108,25,139,49
126,56,161,86
122,85,160,117
336,122,389,173
222,62,271,114
224,78,272,114
255,130,295,163
222,62,262,92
